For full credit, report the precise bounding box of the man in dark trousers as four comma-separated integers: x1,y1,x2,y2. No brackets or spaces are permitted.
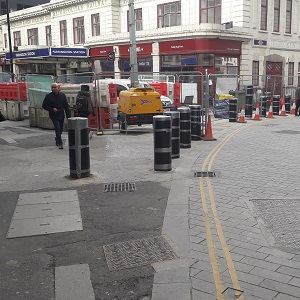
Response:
75,84,94,118
42,83,71,149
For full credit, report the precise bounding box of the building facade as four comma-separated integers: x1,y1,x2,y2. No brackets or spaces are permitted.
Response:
0,0,299,96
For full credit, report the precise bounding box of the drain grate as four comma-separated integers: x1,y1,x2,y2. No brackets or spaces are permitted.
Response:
194,171,216,177
104,182,136,192
103,236,177,271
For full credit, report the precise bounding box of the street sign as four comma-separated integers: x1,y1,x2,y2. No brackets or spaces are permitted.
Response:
107,52,115,60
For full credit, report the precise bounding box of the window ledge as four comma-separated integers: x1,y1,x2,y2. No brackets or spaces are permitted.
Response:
271,32,281,35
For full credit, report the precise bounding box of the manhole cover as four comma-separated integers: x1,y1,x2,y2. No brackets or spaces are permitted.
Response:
250,199,300,251
104,182,136,192
103,236,177,270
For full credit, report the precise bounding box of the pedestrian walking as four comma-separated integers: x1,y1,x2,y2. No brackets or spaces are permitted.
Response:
42,83,71,149
295,84,300,116
75,84,94,118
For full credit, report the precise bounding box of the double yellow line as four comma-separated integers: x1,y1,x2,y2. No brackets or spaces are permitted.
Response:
199,123,256,299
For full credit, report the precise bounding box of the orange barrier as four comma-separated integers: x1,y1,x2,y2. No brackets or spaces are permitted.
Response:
253,103,261,120
203,115,216,141
237,105,247,123
148,82,168,97
0,82,27,101
108,84,117,104
267,101,275,118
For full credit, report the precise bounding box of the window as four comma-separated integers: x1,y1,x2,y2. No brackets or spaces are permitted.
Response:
273,0,280,32
288,62,294,85
27,28,38,45
73,17,85,44
13,31,21,47
252,61,259,86
127,8,143,31
4,33,7,48
60,20,67,45
1,1,6,15
91,14,100,36
198,54,214,66
285,0,292,34
158,1,181,28
260,0,268,30
215,56,239,75
200,0,221,24
45,25,52,46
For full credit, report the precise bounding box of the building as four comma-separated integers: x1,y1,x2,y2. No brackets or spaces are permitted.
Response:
0,0,299,98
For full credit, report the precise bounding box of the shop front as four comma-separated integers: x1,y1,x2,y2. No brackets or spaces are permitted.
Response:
118,42,153,77
89,46,115,78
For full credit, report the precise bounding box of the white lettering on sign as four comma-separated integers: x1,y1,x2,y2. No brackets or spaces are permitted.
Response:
127,47,144,52
15,52,35,57
171,45,183,49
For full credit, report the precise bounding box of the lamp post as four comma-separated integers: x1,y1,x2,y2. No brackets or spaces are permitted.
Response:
6,0,14,82
128,0,138,87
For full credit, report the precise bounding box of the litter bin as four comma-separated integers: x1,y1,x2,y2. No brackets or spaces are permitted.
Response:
260,96,267,117
68,117,90,178
284,94,291,113
164,111,180,159
153,115,172,171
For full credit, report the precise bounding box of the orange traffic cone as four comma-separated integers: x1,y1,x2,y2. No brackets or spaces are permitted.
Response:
290,99,296,114
267,101,275,118
237,105,247,123
253,103,261,120
279,99,287,116
203,115,217,141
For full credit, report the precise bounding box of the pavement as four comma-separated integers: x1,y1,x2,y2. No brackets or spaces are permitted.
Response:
1,114,300,300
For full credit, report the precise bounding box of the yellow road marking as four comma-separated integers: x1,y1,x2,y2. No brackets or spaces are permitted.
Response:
199,121,263,298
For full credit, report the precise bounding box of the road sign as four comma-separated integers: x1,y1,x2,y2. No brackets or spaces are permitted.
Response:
107,52,115,61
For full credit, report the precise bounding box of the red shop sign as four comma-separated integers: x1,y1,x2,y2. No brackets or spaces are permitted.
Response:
119,43,153,56
89,46,114,57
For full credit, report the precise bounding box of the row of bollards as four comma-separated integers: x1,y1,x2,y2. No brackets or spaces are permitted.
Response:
153,105,202,171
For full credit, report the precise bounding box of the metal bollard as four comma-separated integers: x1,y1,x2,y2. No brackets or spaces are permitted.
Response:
178,106,191,148
68,117,90,178
153,115,172,171
273,95,280,115
189,105,202,140
260,96,267,117
245,85,253,118
228,98,238,122
284,94,291,113
164,111,180,159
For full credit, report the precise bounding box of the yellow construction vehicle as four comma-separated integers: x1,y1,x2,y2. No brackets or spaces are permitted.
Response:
118,87,163,131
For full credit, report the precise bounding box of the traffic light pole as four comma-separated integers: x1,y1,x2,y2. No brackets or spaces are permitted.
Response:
128,0,138,87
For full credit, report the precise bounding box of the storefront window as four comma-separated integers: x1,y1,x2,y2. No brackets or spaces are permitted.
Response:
123,58,152,73
198,54,214,66
161,55,181,66
215,56,238,74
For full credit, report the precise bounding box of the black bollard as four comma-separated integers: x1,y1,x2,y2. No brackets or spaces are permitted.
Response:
245,85,253,118
68,117,90,178
273,95,280,115
261,96,267,117
178,106,191,148
189,105,202,140
164,111,180,159
228,98,238,122
153,115,172,171
284,94,291,113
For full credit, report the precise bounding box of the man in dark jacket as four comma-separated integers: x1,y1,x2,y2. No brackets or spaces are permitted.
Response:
75,84,94,118
295,85,300,116
42,83,71,149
